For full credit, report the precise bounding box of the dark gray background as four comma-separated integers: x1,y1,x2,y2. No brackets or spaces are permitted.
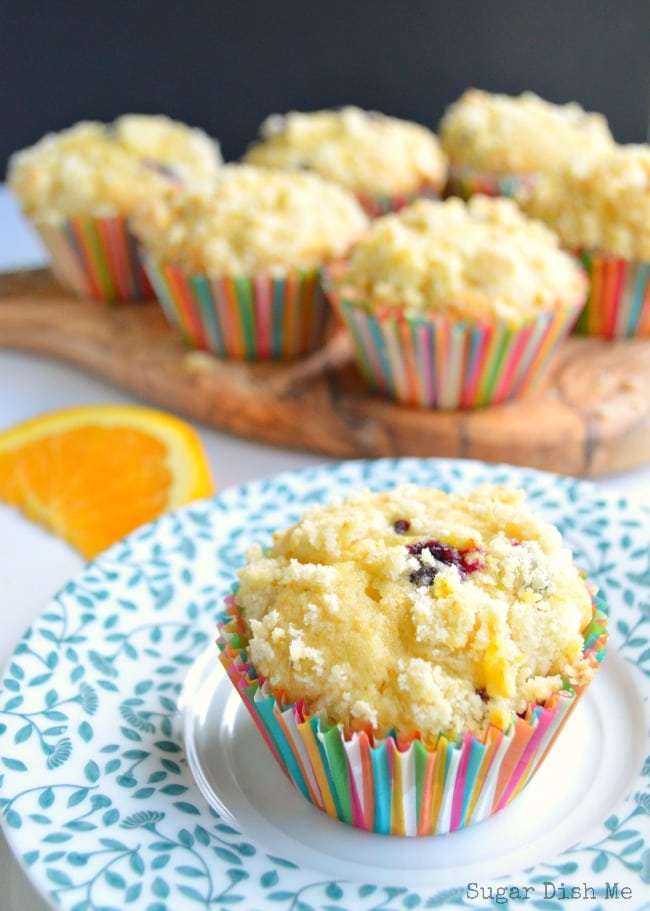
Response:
1,0,648,173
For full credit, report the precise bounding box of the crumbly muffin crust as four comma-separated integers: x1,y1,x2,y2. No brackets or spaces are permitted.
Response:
332,196,585,325
235,484,595,742
8,115,222,223
439,89,614,175
518,144,650,261
132,164,369,276
244,106,447,197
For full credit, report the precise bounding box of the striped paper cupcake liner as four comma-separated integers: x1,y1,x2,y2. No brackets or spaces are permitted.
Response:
327,294,583,409
574,249,650,338
216,590,608,836
355,183,442,218
143,258,332,361
445,165,536,201
36,217,154,302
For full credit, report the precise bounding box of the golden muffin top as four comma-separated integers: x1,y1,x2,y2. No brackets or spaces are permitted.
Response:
131,164,369,276
8,115,223,223
439,89,614,176
235,484,596,742
244,106,448,197
330,196,585,326
518,143,650,260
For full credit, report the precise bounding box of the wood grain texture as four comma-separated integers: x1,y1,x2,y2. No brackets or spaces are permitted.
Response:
1,268,649,477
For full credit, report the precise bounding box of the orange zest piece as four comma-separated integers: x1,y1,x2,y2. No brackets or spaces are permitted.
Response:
0,404,215,559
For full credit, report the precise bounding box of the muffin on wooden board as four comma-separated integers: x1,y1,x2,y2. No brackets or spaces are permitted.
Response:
8,115,222,302
518,143,650,338
132,164,369,360
244,106,448,216
324,195,587,408
439,89,614,200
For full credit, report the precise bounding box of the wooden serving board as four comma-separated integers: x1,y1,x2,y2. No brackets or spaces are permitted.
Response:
1,269,649,477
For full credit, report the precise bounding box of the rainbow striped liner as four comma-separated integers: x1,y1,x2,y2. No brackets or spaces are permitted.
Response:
36,216,154,302
574,250,650,338
143,257,331,361
326,289,583,409
216,590,607,836
356,183,442,219
445,165,536,201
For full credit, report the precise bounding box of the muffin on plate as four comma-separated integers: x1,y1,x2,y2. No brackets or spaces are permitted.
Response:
243,106,448,217
517,144,650,338
132,164,368,360
439,89,614,200
7,115,222,302
217,483,608,835
324,195,586,409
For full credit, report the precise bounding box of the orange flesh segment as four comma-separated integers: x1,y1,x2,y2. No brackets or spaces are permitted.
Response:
0,407,214,558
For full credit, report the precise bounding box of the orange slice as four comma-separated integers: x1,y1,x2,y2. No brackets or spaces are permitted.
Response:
0,404,215,558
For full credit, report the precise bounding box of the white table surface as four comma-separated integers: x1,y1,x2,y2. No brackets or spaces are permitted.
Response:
0,185,649,911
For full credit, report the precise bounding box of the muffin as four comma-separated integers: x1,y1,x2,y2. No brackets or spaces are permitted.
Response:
132,164,368,360
7,115,222,302
217,484,608,835
244,106,448,216
324,196,586,408
517,144,650,338
439,89,614,200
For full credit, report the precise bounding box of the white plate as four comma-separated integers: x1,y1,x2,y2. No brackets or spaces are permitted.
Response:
0,458,649,911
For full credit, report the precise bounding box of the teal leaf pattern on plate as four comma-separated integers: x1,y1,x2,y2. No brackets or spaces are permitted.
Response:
0,458,648,910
